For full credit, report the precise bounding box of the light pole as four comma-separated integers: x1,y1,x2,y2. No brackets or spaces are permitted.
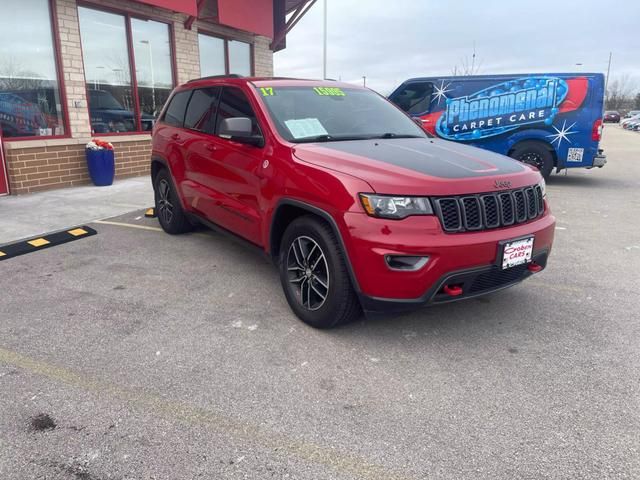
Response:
322,0,327,79
140,40,156,114
95,66,105,90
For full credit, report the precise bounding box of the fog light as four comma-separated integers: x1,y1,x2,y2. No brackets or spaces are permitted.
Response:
385,255,429,271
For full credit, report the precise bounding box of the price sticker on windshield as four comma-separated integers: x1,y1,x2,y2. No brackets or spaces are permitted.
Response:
259,87,275,96
313,87,346,96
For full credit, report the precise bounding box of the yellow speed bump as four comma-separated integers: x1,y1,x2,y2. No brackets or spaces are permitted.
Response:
0,226,97,261
68,228,88,237
28,238,50,247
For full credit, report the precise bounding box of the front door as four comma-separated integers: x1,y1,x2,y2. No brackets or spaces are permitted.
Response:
204,86,265,243
0,133,9,195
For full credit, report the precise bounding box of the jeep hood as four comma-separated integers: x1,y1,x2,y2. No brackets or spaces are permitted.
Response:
292,137,541,196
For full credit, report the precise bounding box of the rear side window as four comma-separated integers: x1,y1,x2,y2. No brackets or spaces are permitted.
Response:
392,82,434,115
163,90,191,127
184,87,220,134
216,87,261,136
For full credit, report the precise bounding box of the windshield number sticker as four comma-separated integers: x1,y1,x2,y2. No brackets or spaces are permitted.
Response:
260,87,275,96
313,87,345,96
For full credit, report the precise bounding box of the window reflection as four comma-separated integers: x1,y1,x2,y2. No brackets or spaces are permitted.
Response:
132,18,173,126
228,40,251,76
198,35,226,77
0,0,65,138
79,7,136,133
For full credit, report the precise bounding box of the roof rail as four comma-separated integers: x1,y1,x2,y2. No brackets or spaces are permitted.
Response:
187,74,244,83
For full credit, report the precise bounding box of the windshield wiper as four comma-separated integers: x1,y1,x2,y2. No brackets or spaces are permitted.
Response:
293,134,374,143
372,133,425,139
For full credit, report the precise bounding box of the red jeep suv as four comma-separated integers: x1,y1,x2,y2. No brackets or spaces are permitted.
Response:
151,76,555,328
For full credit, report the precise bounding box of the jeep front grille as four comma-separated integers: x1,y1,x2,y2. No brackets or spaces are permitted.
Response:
433,185,544,233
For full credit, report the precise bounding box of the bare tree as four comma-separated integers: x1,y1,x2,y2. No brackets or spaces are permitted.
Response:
605,74,637,111
452,43,482,76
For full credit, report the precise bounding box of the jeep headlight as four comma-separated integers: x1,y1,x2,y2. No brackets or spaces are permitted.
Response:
539,178,546,197
359,194,434,219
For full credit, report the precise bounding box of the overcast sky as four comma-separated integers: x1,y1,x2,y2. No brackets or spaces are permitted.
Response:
274,0,640,94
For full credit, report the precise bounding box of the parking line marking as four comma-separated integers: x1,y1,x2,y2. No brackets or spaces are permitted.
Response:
0,226,97,261
93,220,163,232
0,347,411,480
27,238,50,247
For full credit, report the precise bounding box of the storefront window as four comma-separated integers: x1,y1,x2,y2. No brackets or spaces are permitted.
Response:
0,0,66,138
78,7,175,134
198,35,226,77
198,34,252,77
78,7,135,133
132,18,174,127
228,40,251,76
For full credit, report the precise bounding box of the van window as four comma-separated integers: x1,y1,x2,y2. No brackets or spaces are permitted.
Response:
216,87,261,136
184,87,220,134
163,90,191,127
392,82,434,115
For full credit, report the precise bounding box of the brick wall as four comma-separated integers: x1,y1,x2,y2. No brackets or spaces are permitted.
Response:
5,138,151,195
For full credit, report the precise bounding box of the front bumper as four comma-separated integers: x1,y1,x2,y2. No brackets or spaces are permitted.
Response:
341,210,556,312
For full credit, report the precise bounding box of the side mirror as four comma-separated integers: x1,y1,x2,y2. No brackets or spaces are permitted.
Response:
218,117,264,147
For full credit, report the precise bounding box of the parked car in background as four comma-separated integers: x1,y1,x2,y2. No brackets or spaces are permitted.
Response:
0,92,47,137
150,76,555,328
389,73,607,179
620,113,640,128
88,89,155,133
603,110,620,123
623,116,640,131
623,110,640,119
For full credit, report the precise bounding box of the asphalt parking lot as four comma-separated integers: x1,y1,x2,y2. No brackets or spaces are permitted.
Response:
1,125,639,480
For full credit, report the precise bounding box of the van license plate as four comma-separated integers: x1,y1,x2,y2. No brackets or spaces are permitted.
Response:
501,237,534,269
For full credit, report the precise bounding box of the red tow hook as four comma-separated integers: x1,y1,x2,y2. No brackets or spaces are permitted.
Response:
527,262,543,273
443,284,463,297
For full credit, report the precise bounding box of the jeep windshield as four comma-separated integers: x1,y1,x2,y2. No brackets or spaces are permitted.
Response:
255,85,428,143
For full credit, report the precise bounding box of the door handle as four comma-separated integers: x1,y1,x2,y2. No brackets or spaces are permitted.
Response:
171,133,181,140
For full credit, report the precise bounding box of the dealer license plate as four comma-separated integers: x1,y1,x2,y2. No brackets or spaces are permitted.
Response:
501,237,534,270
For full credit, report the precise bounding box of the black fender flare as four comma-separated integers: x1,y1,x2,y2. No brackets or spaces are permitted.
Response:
271,199,362,294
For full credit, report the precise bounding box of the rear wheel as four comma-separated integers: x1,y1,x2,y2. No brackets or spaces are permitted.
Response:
154,169,192,234
510,141,554,180
279,216,361,328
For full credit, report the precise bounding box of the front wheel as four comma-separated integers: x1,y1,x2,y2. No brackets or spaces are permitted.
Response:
510,142,554,180
279,216,361,328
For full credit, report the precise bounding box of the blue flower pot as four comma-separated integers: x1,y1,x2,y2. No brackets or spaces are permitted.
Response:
86,148,115,186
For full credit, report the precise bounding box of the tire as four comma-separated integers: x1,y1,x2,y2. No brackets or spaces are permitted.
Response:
154,169,193,234
278,215,361,328
509,141,554,180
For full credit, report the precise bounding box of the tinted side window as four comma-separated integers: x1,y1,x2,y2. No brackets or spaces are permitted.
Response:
184,87,220,134
216,87,261,136
392,82,434,115
163,90,191,127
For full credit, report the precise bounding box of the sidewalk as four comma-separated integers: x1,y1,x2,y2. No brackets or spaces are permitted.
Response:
0,177,153,245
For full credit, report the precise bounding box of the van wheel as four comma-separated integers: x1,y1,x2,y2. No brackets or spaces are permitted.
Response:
510,142,554,179
279,216,361,329
154,169,192,234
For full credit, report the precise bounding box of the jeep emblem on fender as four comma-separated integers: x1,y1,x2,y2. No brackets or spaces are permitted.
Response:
494,180,512,189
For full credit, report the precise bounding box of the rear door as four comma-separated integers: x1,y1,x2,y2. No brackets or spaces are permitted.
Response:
0,132,9,195
179,86,222,220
